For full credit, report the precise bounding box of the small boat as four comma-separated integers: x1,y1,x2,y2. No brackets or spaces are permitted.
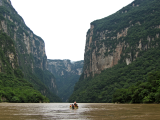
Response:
70,104,78,109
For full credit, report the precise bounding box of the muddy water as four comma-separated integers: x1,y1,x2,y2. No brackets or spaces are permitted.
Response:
0,103,160,120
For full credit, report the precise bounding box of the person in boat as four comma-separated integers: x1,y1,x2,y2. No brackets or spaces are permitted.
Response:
71,104,74,109
74,101,78,107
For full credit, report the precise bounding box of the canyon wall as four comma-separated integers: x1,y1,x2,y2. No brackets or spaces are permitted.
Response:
83,0,160,78
0,0,60,101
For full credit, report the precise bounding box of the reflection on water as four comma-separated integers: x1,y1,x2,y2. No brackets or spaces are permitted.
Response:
0,103,160,120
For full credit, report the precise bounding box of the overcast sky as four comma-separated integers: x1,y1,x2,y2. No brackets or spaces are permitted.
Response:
10,0,134,61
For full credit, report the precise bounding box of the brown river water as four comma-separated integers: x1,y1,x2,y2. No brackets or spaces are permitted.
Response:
0,103,160,120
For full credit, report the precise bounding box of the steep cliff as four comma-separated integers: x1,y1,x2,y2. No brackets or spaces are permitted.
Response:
48,59,83,102
69,0,160,103
0,30,49,103
83,0,160,78
0,0,60,102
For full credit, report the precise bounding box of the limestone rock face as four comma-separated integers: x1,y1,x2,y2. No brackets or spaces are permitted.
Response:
0,0,48,71
84,25,127,78
47,59,83,102
8,52,15,68
83,0,160,78
0,0,59,101
1,21,7,34
48,59,83,76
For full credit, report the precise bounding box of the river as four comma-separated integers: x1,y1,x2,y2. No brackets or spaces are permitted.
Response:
0,103,160,120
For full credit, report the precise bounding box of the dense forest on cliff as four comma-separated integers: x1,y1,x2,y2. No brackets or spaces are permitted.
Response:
0,33,49,102
69,0,160,103
0,0,61,102
112,70,160,103
69,48,160,103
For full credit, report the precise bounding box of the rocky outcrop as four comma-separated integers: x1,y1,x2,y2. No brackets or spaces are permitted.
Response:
84,24,128,78
1,21,7,34
117,27,129,40
8,52,15,68
84,33,125,77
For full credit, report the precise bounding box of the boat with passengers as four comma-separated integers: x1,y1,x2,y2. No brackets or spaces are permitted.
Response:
70,101,78,109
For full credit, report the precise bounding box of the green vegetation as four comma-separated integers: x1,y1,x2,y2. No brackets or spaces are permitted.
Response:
84,0,160,71
0,32,49,103
56,74,81,102
69,48,160,103
0,73,49,103
34,68,62,102
70,0,160,103
0,0,61,102
112,71,160,103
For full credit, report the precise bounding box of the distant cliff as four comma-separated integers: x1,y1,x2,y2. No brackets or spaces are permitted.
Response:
0,0,60,102
48,59,83,102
